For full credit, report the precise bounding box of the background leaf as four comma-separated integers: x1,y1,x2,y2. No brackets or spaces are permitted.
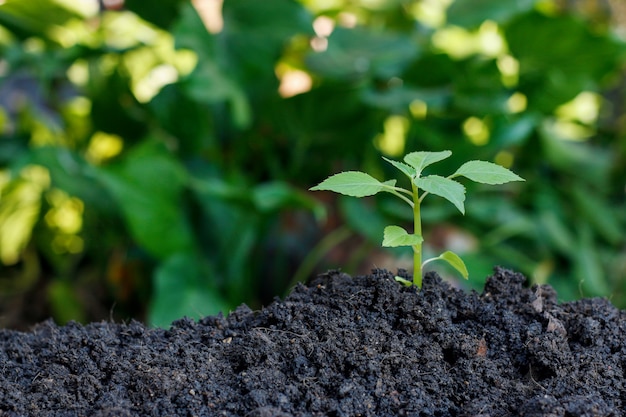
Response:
149,252,230,328
95,140,195,259
404,151,452,174
447,0,536,27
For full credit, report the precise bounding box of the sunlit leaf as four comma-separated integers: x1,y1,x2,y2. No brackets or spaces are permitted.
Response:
404,151,452,174
454,160,524,184
382,225,423,247
340,197,389,246
415,175,466,214
310,171,394,197
48,280,85,325
306,27,419,80
0,171,46,264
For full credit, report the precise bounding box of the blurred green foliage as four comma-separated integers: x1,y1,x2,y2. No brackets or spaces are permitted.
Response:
0,0,624,328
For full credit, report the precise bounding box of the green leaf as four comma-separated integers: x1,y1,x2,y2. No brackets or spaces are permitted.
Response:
48,280,86,325
505,11,623,112
404,151,452,174
252,181,325,221
0,173,45,265
453,160,525,184
394,276,413,287
149,253,231,328
415,175,466,214
0,0,82,40
340,197,389,245
310,171,394,197
306,27,419,80
439,251,469,280
382,225,423,247
96,140,195,259
447,0,536,28
383,157,416,178
570,185,622,245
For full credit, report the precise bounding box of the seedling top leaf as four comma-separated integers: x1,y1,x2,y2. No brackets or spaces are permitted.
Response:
404,150,452,172
311,150,525,288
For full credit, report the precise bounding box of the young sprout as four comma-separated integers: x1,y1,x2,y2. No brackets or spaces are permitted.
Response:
310,151,525,288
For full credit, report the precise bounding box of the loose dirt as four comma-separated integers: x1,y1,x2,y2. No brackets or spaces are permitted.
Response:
1,268,625,416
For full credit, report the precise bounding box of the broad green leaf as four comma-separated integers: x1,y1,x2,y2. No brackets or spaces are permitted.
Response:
0,0,82,39
306,27,419,80
415,175,466,214
253,181,325,221
447,0,535,28
0,168,46,264
506,12,623,112
149,253,231,328
48,280,86,325
382,225,423,247
96,140,195,259
570,185,622,245
383,157,415,178
453,161,524,184
539,211,576,256
575,224,610,297
125,0,182,29
404,151,452,174
310,171,394,197
439,251,469,280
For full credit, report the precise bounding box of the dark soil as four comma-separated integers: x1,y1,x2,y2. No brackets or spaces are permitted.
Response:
2,267,625,416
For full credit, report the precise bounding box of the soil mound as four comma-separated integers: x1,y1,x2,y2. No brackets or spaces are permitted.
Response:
1,268,625,416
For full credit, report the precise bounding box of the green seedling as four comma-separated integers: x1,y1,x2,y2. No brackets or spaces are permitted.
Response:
310,150,524,288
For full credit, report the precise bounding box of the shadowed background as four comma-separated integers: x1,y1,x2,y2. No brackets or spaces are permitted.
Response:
0,0,624,329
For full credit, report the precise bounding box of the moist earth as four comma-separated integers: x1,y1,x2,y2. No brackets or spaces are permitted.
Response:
1,267,625,416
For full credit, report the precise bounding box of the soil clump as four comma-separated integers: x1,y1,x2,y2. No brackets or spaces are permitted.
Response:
1,267,625,416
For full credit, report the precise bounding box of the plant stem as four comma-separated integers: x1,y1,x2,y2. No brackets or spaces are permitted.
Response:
411,182,423,287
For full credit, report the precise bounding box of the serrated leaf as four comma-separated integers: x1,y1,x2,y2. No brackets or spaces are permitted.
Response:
383,157,416,178
439,251,469,279
404,150,452,174
310,171,395,197
415,175,466,214
382,225,423,247
453,160,524,184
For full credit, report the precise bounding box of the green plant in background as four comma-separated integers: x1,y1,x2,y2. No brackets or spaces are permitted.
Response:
0,0,625,329
312,150,524,287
